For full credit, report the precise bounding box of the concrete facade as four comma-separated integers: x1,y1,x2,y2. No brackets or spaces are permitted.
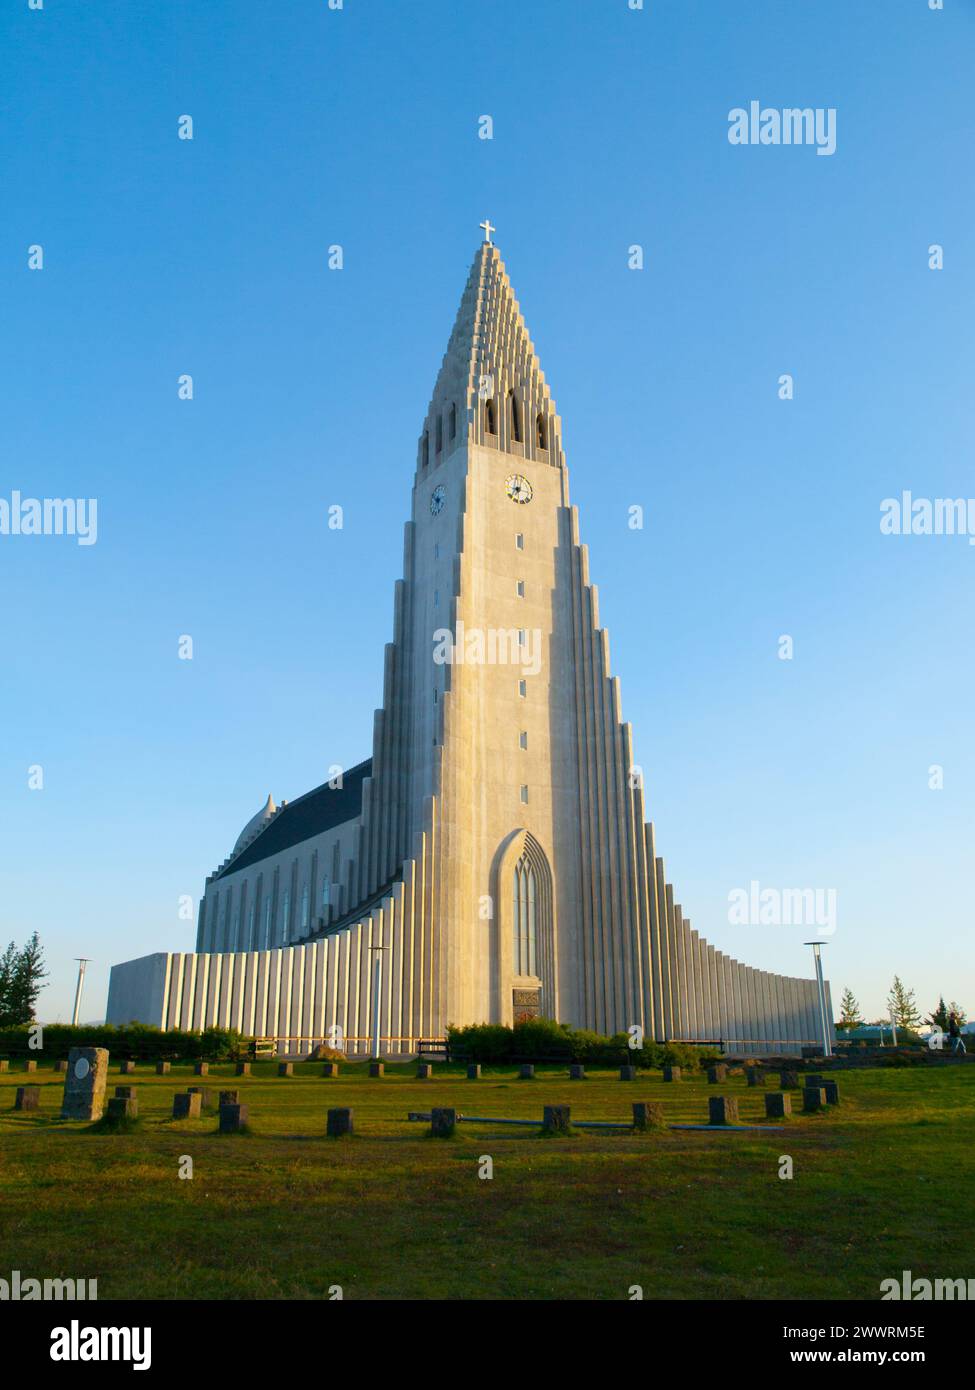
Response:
107,238,833,1056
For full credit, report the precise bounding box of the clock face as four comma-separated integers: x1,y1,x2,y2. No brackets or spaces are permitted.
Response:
505,473,533,505
430,485,446,516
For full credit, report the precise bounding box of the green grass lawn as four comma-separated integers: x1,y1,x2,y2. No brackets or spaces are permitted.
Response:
0,1061,971,1300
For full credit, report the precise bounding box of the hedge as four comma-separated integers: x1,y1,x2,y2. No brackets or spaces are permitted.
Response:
446,1018,720,1070
0,1023,245,1062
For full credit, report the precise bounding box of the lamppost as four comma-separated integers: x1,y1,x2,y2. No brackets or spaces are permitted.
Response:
71,958,91,1027
804,941,833,1057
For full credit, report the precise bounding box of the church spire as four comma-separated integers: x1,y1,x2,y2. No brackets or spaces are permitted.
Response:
417,237,563,472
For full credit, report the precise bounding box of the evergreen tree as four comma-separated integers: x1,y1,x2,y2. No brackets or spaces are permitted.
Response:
838,987,862,1029
1,934,47,1027
0,941,18,1028
927,996,949,1031
887,975,922,1031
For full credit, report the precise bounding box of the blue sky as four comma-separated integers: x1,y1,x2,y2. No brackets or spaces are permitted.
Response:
2,0,971,1025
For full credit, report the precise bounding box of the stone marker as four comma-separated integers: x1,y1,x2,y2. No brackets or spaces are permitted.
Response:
519,1063,535,1079
780,1070,799,1089
662,1066,681,1082
416,1063,432,1079
114,1085,137,1100
278,1062,293,1077
746,1068,766,1087
24,1059,37,1073
188,1086,212,1108
173,1092,202,1120
15,1086,40,1112
235,1062,251,1076
802,1087,827,1113
322,1062,339,1078
219,1102,248,1133
156,1062,171,1075
765,1092,792,1118
707,1064,728,1084
569,1064,585,1080
327,1107,354,1138
194,1062,209,1076
467,1063,481,1079
632,1102,664,1131
0,1060,8,1073
219,1089,240,1106
119,1060,136,1075
822,1081,840,1105
61,1047,109,1121
55,1060,69,1073
620,1065,636,1081
708,1096,740,1125
369,1062,384,1078
107,1096,137,1121
542,1104,571,1134
431,1107,456,1138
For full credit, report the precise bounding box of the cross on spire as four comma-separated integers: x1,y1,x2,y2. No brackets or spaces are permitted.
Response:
479,218,496,244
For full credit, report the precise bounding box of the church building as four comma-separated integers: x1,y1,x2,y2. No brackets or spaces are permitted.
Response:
107,232,832,1054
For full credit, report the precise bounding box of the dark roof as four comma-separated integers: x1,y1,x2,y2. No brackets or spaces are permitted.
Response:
215,759,371,880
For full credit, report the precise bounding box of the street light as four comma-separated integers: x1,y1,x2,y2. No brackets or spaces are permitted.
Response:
72,959,91,1027
804,942,833,1057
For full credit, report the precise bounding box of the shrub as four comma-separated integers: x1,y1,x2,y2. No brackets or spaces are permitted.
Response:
447,1020,721,1069
0,1023,244,1063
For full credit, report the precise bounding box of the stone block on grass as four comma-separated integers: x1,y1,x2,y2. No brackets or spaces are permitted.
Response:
327,1107,354,1138
235,1062,251,1076
0,1060,8,1073
542,1104,571,1135
114,1086,137,1100
632,1102,665,1131
55,1060,69,1073
107,1096,137,1121
430,1107,456,1138
662,1066,681,1082
569,1064,585,1081
707,1064,728,1084
156,1062,171,1076
172,1092,202,1120
218,1089,240,1107
188,1086,213,1108
802,1087,827,1113
416,1063,432,1079
823,1081,840,1105
194,1062,209,1076
708,1096,740,1126
278,1062,293,1077
24,1059,37,1073
119,1061,136,1075
519,1063,535,1079
765,1092,792,1118
780,1070,799,1089
467,1064,481,1079
321,1062,339,1078
368,1062,384,1078
620,1065,636,1081
219,1103,248,1134
61,1047,109,1121
746,1068,766,1087
15,1086,40,1112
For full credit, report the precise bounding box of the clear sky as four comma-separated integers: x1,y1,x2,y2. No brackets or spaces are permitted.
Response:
2,0,971,1026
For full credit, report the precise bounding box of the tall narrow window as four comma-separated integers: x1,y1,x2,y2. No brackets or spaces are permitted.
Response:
485,399,496,435
246,901,256,950
513,854,537,976
436,414,443,453
515,533,524,550
519,730,528,750
321,876,330,907
263,898,272,950
520,784,529,804
449,403,457,439
301,883,310,932
518,679,527,698
281,890,290,942
536,413,547,450
422,432,429,467
510,392,522,443
516,579,525,597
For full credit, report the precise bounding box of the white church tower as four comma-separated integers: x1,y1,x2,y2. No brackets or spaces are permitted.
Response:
107,232,832,1055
